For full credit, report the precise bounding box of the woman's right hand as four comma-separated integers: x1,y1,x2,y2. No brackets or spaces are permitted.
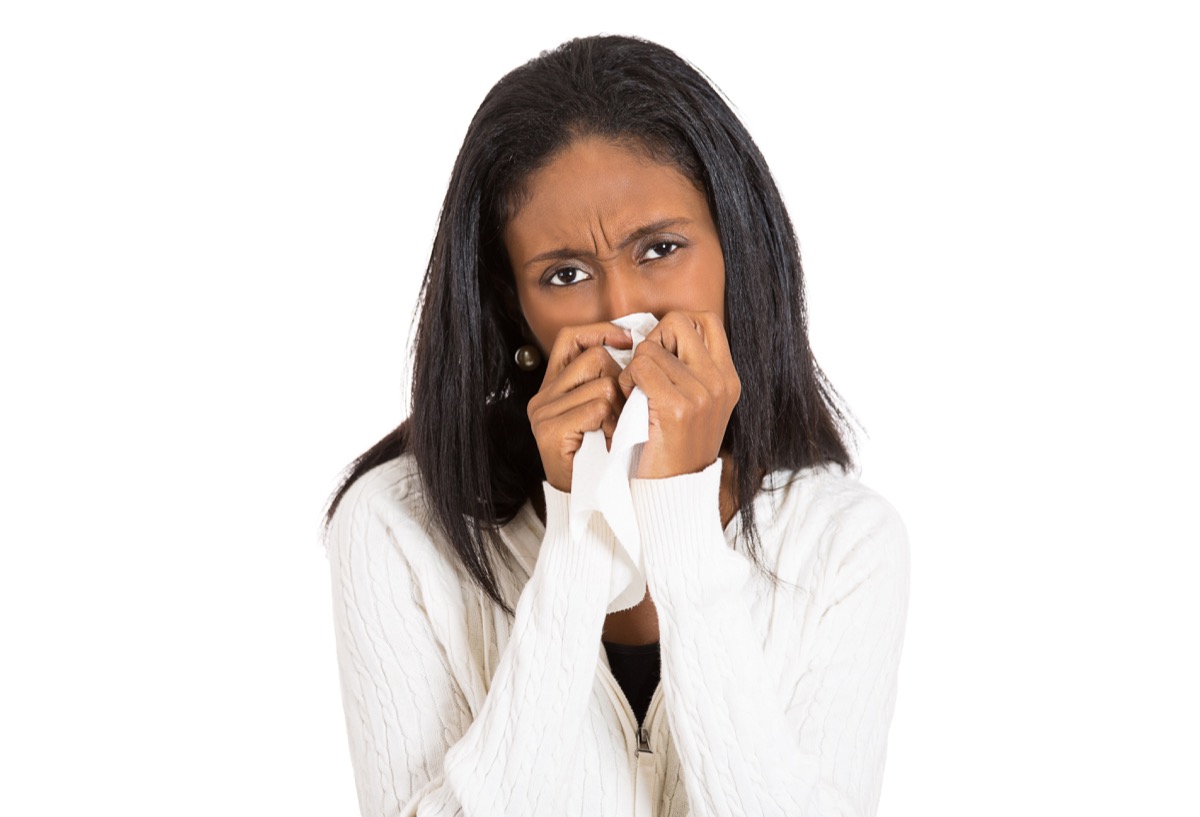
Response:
526,322,633,493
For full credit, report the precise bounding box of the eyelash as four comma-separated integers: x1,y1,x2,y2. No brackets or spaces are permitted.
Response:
546,266,591,287
542,240,684,287
642,241,680,260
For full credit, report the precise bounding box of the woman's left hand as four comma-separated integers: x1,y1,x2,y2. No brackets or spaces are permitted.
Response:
616,311,741,479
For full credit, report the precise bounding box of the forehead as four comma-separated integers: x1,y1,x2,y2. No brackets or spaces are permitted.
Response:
504,137,712,260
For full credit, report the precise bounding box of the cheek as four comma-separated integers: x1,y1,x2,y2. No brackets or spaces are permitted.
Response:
705,258,727,328
529,319,557,356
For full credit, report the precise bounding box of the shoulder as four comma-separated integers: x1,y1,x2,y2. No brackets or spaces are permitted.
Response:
326,454,456,578
755,464,909,580
331,453,428,527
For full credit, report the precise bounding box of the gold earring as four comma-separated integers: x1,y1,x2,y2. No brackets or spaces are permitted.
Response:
514,344,543,371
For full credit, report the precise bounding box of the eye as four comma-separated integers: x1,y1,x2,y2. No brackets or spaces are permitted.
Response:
642,241,680,260
546,266,592,287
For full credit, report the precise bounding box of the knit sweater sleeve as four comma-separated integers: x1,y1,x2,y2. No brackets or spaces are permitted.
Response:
327,467,614,817
631,459,909,817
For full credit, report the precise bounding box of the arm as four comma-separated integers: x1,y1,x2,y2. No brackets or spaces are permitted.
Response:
328,469,615,817
632,459,910,817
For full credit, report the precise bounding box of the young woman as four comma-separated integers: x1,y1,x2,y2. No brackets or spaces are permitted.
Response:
324,35,909,817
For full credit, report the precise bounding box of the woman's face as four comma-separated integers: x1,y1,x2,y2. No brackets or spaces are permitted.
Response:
504,137,726,355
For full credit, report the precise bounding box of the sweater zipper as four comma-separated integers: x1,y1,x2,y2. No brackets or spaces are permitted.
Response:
637,686,665,817
634,724,655,817
598,657,664,816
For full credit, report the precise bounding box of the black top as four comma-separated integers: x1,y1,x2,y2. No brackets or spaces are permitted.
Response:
601,640,661,728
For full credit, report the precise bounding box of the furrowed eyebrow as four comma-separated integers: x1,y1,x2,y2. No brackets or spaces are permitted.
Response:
522,218,692,269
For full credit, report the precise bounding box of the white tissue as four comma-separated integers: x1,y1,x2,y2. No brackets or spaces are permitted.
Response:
569,312,659,614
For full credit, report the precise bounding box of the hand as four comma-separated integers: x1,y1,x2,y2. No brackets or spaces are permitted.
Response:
526,322,634,493
616,311,740,479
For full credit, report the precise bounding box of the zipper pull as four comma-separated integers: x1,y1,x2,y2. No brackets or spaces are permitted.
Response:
634,726,656,817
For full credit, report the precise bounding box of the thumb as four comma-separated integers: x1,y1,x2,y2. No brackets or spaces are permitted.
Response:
617,367,633,397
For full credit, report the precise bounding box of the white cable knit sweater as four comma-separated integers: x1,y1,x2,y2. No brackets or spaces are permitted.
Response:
327,453,909,817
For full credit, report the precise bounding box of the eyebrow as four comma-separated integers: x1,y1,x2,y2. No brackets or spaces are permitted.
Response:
522,218,693,269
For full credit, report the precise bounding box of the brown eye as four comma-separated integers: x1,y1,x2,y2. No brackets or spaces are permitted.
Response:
643,241,680,260
547,266,592,287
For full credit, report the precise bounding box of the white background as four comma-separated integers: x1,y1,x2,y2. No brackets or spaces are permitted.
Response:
2,1,1197,815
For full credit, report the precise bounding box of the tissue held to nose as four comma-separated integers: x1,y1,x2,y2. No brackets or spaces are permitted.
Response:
572,313,659,613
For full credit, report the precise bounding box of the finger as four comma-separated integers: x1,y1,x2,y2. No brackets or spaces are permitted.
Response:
618,340,704,398
542,322,633,385
538,344,627,402
645,311,732,369
553,398,622,450
621,328,713,395
641,311,737,399
600,412,617,451
532,374,626,424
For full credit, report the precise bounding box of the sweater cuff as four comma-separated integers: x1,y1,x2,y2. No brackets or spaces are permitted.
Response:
629,458,752,604
536,480,617,597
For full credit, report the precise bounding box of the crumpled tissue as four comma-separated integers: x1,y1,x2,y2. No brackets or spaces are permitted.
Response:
569,312,659,614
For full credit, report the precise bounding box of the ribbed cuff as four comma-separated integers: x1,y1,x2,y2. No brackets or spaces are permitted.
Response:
629,458,751,604
629,457,723,544
535,481,617,603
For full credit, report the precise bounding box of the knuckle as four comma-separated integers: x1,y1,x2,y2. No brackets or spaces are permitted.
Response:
582,345,610,364
590,399,612,423
660,310,682,324
570,346,598,373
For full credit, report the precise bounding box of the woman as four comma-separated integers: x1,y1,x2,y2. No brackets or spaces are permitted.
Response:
324,35,909,817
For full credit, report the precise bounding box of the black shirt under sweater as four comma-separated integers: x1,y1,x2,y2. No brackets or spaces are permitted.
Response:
601,640,661,728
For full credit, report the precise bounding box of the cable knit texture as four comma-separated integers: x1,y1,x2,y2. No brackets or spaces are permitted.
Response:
327,454,909,816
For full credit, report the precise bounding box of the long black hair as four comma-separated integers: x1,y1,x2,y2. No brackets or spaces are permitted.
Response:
324,35,854,617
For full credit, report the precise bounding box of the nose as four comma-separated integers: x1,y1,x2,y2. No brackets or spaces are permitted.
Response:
602,266,659,322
